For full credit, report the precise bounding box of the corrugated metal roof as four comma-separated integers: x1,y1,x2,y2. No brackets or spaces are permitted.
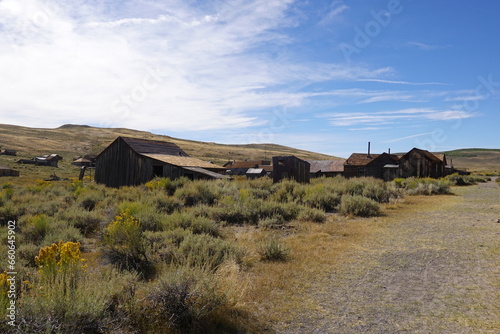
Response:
142,154,224,169
122,137,188,156
182,167,230,179
246,168,265,174
308,160,345,173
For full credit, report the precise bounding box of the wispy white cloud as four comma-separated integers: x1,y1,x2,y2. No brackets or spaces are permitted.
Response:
385,132,434,143
323,108,478,127
356,79,450,86
0,0,392,131
407,41,451,50
319,1,349,25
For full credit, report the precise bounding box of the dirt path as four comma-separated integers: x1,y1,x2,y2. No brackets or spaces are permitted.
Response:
275,181,500,333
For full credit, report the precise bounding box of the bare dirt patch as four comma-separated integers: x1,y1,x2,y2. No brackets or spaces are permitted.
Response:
274,181,499,333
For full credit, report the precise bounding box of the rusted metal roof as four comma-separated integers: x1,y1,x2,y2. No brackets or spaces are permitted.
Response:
122,137,188,156
142,154,225,170
308,160,345,173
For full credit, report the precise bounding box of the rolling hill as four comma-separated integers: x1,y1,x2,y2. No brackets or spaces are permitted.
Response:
0,123,338,168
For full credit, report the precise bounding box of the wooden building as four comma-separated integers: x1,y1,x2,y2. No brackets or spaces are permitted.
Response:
95,137,228,187
398,148,446,178
0,149,17,156
0,166,19,177
272,156,310,183
344,153,399,179
246,168,267,179
224,160,271,176
308,160,345,178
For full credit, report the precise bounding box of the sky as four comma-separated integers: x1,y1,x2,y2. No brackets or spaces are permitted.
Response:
0,0,499,158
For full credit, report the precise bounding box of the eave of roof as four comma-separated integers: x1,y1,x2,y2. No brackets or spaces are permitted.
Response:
142,153,224,170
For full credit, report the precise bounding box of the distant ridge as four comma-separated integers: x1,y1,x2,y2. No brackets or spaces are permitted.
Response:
0,123,338,165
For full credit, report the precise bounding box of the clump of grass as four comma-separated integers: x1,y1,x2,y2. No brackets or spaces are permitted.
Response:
174,181,219,206
259,236,290,262
339,195,380,217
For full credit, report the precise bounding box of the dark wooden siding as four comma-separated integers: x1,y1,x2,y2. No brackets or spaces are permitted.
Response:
399,150,444,178
272,156,310,183
95,137,153,187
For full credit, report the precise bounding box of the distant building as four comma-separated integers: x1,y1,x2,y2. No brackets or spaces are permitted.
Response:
246,168,267,179
224,160,271,176
272,156,310,183
344,153,399,179
308,160,345,178
0,166,19,177
0,149,17,156
95,137,229,187
398,148,446,179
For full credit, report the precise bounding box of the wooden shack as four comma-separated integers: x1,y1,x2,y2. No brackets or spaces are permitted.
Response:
95,137,228,187
344,153,399,179
272,156,310,183
308,160,345,178
0,166,19,177
398,148,445,178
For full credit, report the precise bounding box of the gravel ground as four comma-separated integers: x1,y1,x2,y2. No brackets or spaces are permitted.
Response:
275,181,500,334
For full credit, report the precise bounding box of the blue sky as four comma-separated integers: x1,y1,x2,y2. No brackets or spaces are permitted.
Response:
1,0,499,158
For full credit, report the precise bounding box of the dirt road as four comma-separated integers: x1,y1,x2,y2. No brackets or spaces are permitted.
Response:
275,181,499,333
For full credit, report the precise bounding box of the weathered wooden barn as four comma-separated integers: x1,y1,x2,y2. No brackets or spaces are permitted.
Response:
95,137,228,187
0,166,19,177
398,148,446,178
0,149,17,156
344,153,399,179
272,156,310,183
308,160,345,178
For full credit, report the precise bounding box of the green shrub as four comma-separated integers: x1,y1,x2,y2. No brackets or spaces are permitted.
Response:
258,216,286,229
79,191,103,211
174,181,219,206
339,195,380,217
392,177,451,195
257,200,301,222
152,194,183,214
102,210,153,278
272,179,305,203
23,214,50,244
42,225,84,247
303,183,340,212
177,234,242,269
164,212,220,237
259,236,290,262
144,267,226,331
298,207,326,223
445,173,489,186
58,207,102,237
18,242,40,267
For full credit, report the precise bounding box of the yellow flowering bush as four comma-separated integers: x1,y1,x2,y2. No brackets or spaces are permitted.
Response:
35,241,86,285
103,209,152,276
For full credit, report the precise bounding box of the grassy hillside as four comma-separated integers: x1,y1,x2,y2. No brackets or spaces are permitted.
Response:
445,148,500,173
0,123,338,182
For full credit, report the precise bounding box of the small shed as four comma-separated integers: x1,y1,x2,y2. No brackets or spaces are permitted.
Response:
246,168,267,179
272,156,310,183
0,166,19,177
308,160,345,178
1,149,17,156
95,137,229,187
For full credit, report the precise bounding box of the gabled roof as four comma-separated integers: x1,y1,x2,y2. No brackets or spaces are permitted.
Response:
308,160,345,173
121,137,188,156
142,154,224,170
345,153,399,166
402,148,442,163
